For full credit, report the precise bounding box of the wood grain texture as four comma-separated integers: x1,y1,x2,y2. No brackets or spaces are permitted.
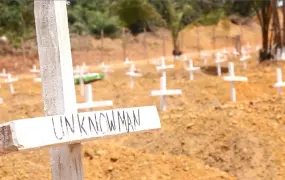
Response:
0,106,161,154
34,0,84,179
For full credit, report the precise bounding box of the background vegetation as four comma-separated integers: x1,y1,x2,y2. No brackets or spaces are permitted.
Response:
0,0,283,60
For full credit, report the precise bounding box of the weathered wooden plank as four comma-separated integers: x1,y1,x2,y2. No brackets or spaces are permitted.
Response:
150,90,182,96
34,0,83,179
223,76,248,82
0,106,160,155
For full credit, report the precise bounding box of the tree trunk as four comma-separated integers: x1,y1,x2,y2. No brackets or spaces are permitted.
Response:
20,12,26,64
272,0,282,49
253,1,273,61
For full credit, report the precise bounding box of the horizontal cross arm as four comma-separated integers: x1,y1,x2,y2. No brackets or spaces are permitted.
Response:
126,72,142,77
223,76,248,82
273,82,285,87
156,65,174,71
77,101,113,109
150,90,182,96
215,60,226,63
0,106,161,156
186,67,200,71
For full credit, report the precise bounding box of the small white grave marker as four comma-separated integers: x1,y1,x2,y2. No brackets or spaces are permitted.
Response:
240,54,251,69
82,62,89,73
0,68,8,77
0,97,2,104
156,56,174,78
183,55,188,68
215,52,227,76
77,84,113,111
73,66,86,96
73,65,80,75
223,62,248,102
124,57,133,66
273,68,285,95
4,74,19,94
232,49,239,56
30,64,41,82
100,62,113,76
201,52,208,66
185,59,200,80
126,64,142,88
150,75,182,111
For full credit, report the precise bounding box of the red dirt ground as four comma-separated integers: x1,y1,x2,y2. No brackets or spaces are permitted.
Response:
1,22,285,180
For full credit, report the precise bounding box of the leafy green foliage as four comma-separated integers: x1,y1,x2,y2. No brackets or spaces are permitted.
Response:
67,0,120,38
113,0,164,34
0,0,260,50
0,0,34,47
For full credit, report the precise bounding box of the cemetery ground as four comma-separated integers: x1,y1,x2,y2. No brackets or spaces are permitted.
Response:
0,53,285,180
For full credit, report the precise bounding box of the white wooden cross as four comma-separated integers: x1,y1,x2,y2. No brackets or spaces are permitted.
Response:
273,68,285,95
223,62,248,102
0,97,2,104
232,49,240,56
201,52,208,66
30,64,41,82
240,54,251,69
73,66,86,97
4,74,19,94
182,55,188,68
126,64,142,88
150,75,182,111
215,52,227,76
0,2,161,180
77,84,113,111
0,68,8,88
82,62,89,73
156,56,174,79
124,57,133,66
185,59,200,80
100,62,113,76
73,65,81,75
222,48,229,56
0,68,8,77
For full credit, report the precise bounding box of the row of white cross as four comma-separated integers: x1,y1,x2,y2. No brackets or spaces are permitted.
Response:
0,4,278,180
1,53,285,107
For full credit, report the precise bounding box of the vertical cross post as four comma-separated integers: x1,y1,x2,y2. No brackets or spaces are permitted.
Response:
274,68,285,95
161,56,166,78
215,53,226,76
85,84,93,112
201,53,208,66
4,74,18,94
150,75,181,111
160,76,166,111
228,62,236,102
34,1,84,180
126,64,142,89
277,68,282,94
0,68,8,77
223,62,248,102
79,66,85,96
185,59,200,81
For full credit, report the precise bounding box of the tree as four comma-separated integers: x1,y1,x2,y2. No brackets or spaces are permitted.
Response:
160,0,192,56
67,0,120,38
113,0,164,34
252,0,273,61
0,0,34,59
